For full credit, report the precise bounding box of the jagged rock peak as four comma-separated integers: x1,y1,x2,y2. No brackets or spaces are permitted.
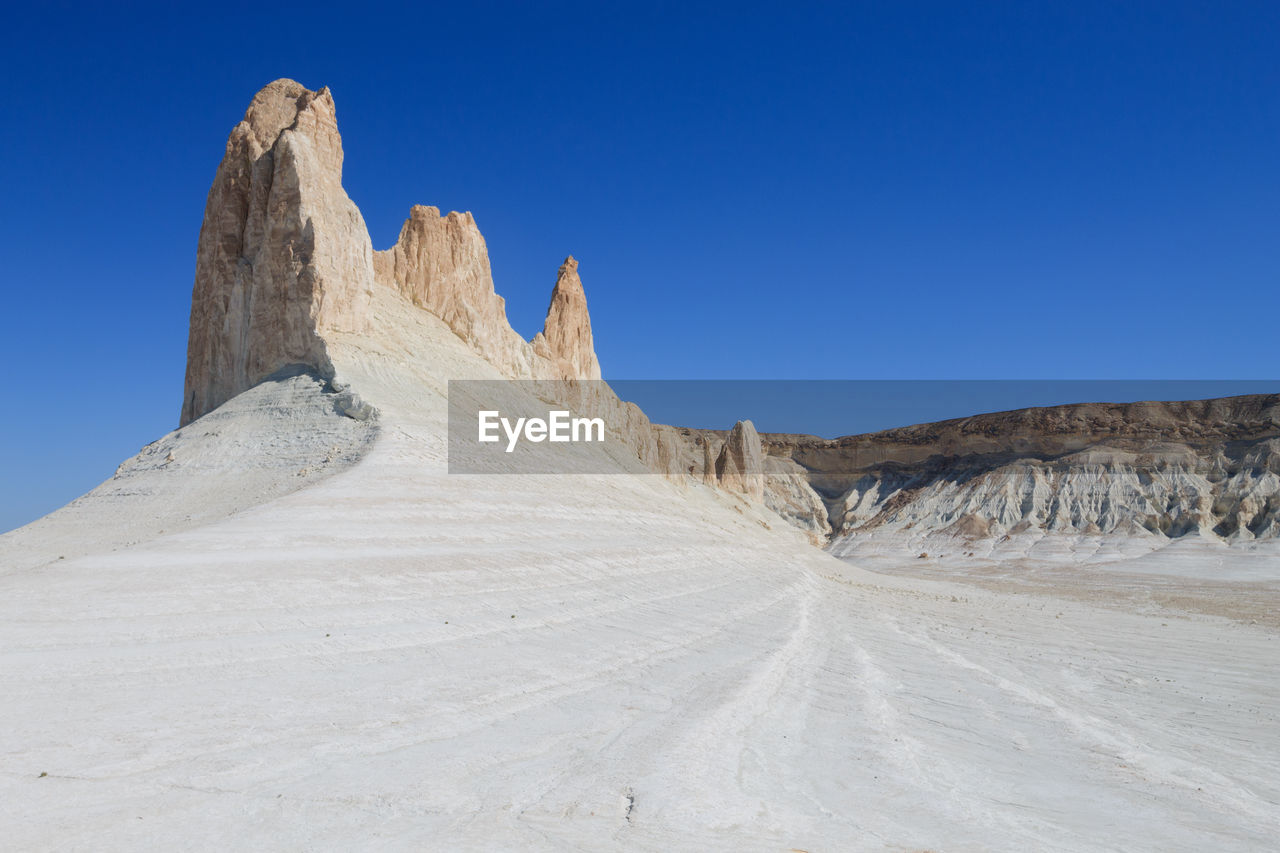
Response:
181,78,375,426
716,420,765,501
373,205,534,379
533,256,603,381
241,79,323,149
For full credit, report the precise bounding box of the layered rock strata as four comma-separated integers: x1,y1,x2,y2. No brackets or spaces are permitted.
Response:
745,395,1280,546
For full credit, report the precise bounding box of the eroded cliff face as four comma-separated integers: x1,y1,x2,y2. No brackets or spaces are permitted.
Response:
184,79,610,422
181,80,737,497
184,83,1275,538
751,396,1280,549
182,79,376,426
371,212,604,384
373,206,537,379
827,442,1280,544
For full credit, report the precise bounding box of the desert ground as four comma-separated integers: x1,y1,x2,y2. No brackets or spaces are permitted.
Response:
3,290,1277,852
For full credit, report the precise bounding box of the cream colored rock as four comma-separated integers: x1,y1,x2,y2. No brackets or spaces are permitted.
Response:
374,206,535,379
702,437,718,486
423,246,691,480
181,80,694,489
716,420,764,501
374,219,603,385
533,257,602,381
182,79,375,426
762,455,831,543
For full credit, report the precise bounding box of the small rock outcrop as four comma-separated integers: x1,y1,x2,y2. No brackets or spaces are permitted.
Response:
533,257,603,381
701,437,718,486
182,79,375,426
716,420,765,501
375,216,603,383
373,206,535,379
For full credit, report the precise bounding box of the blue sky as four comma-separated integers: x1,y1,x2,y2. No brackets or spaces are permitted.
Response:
0,1,1276,531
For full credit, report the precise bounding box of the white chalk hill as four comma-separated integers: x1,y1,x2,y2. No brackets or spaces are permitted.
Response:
1,81,1277,851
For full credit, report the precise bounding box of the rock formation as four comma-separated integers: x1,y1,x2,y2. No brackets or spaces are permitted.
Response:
182,79,375,426
181,79,718,491
173,78,1280,552
184,79,615,429
373,206,536,379
532,257,602,381
715,420,765,500
748,395,1280,547
701,437,718,486
761,455,832,543
373,214,604,384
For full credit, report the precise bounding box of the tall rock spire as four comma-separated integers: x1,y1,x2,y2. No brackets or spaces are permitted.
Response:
181,79,375,426
716,420,765,501
532,256,603,381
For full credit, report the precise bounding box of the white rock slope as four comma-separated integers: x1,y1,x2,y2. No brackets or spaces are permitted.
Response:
1,79,1276,852
5,288,1279,850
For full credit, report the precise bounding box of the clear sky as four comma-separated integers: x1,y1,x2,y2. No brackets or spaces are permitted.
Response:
0,1,1276,532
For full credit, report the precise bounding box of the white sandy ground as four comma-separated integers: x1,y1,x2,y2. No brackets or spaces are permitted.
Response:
2,291,1278,851
833,529,1280,583
833,530,1280,631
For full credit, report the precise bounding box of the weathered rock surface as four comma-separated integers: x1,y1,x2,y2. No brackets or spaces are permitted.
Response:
181,80,715,492
181,83,606,406
761,455,832,543
373,206,536,379
701,436,718,486
373,214,604,384
716,420,765,501
532,257,602,381
752,395,1280,547
182,79,375,426
184,80,614,432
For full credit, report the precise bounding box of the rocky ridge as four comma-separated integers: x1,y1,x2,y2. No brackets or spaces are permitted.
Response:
372,205,535,380
182,79,762,499
180,77,1276,552
733,395,1280,551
